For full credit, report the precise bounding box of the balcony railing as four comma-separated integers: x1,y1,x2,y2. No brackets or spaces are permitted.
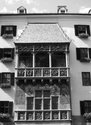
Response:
14,110,71,121
15,67,70,78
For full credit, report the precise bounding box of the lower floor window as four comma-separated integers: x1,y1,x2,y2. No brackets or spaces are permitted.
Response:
0,101,13,116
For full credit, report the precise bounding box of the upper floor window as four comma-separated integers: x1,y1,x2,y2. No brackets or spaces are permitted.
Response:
0,73,14,87
1,25,17,37
52,52,66,67
76,48,91,62
17,6,27,14
74,25,90,38
19,52,32,67
35,52,49,67
82,72,90,86
0,48,14,61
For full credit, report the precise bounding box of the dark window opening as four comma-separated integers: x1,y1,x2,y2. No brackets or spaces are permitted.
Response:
82,72,90,86
1,25,17,36
80,101,91,115
76,48,90,62
19,53,32,67
52,96,58,109
27,97,33,110
0,48,14,60
0,73,14,87
74,25,90,37
0,101,13,116
35,52,49,67
52,52,66,67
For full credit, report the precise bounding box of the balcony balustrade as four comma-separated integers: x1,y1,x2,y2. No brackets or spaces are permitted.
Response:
15,67,69,78
14,110,71,121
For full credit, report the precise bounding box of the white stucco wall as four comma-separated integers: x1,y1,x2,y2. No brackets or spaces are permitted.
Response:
0,14,91,117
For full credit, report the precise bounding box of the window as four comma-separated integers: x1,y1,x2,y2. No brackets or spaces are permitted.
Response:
19,53,32,67
52,52,66,67
82,72,90,86
0,73,14,87
0,48,14,61
26,90,60,121
1,25,17,37
0,101,13,116
76,48,91,62
80,101,91,115
35,52,49,67
74,25,90,38
17,6,27,14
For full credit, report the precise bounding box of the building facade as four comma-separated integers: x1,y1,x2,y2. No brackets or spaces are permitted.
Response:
0,7,91,125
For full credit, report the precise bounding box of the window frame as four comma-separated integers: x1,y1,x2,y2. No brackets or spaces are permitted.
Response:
0,48,14,61
0,73,14,87
74,25,90,37
0,101,13,116
82,72,91,86
76,48,91,62
1,25,17,37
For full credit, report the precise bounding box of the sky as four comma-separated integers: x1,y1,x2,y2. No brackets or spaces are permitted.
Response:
0,0,91,13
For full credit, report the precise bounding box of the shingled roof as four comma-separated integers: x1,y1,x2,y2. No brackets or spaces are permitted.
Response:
15,23,70,43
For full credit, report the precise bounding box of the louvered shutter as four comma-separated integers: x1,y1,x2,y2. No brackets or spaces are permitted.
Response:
0,73,2,85
1,26,5,36
11,48,14,59
13,26,17,36
0,49,3,59
87,25,90,36
80,101,85,115
76,48,81,60
74,25,79,36
9,102,13,116
89,48,91,58
11,73,14,86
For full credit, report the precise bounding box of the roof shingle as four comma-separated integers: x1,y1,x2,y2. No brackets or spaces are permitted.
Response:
15,23,70,43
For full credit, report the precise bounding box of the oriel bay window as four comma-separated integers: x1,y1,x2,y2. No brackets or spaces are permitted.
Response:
16,79,71,121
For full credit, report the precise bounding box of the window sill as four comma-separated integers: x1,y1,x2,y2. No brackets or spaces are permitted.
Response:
2,34,13,38
1,58,13,62
80,58,90,62
0,84,11,88
78,33,89,38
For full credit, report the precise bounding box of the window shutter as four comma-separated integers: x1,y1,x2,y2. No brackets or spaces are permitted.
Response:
74,25,79,36
89,48,91,58
9,102,13,116
11,73,14,86
87,25,90,36
80,101,85,115
1,26,5,36
11,48,14,59
0,49,3,59
0,73,1,84
76,48,81,60
13,26,17,36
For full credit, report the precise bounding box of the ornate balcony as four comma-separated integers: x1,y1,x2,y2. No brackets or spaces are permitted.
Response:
15,67,70,78
14,110,71,121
